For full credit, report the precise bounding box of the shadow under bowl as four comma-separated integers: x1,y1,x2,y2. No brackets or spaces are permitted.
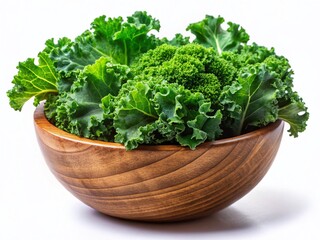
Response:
34,104,284,222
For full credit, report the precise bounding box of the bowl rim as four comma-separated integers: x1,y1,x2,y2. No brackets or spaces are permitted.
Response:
34,103,284,151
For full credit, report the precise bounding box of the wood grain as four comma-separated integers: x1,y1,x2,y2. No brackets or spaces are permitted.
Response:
34,104,284,222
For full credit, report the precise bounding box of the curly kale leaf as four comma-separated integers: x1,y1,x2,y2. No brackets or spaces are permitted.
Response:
165,33,190,47
45,57,131,141
187,15,249,55
7,52,58,111
111,79,222,150
49,11,163,73
264,55,309,137
220,64,278,136
220,55,309,137
278,93,309,137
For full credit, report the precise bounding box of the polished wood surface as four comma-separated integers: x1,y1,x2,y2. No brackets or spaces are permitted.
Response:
34,104,284,222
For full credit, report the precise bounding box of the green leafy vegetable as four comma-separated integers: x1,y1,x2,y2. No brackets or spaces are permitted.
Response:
49,11,163,73
7,12,309,150
112,79,222,150
278,93,309,137
7,52,58,110
219,64,279,136
187,15,249,54
132,43,235,104
45,57,131,141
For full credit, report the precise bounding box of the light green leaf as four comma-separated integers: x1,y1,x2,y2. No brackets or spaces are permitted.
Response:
7,52,58,111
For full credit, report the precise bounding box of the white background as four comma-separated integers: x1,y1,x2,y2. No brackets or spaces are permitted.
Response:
0,0,319,239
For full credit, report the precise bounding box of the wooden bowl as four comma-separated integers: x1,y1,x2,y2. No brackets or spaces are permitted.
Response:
34,104,284,222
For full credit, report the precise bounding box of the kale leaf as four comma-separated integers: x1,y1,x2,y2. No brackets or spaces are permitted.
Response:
187,15,249,54
7,52,58,111
112,78,222,150
49,11,163,73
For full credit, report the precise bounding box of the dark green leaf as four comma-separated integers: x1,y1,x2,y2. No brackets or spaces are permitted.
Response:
278,93,309,137
187,15,249,55
220,64,278,136
49,11,163,73
46,57,130,141
114,79,222,150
